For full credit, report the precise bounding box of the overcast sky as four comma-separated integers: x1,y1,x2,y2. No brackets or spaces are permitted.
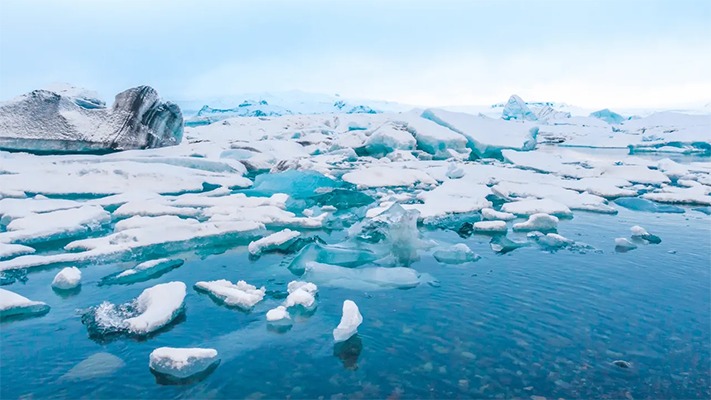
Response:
1,0,709,108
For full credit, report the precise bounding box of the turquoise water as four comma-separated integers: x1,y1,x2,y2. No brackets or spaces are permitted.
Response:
1,208,709,399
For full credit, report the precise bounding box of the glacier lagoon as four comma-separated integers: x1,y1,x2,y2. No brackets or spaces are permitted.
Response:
1,206,709,399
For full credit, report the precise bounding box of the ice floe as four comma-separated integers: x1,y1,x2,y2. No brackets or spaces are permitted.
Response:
124,282,187,334
194,280,266,310
149,347,219,381
248,229,302,256
333,300,363,343
513,213,559,232
0,288,50,319
101,258,184,285
51,266,81,290
473,220,508,233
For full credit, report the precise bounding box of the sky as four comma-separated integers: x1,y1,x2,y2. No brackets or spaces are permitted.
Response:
0,0,710,109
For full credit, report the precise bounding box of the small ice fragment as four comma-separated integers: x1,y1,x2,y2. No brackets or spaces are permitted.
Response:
473,220,508,233
529,232,573,250
630,225,662,244
433,244,481,264
333,300,363,343
248,229,301,256
0,288,50,319
512,213,559,232
481,208,516,221
149,347,219,380
51,266,81,290
284,281,318,310
124,282,186,334
194,280,265,310
614,238,637,252
266,305,292,324
612,360,632,369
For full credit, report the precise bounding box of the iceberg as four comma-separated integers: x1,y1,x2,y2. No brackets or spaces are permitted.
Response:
0,85,183,154
149,347,219,381
501,95,538,121
590,109,626,124
100,258,184,285
0,288,50,319
333,300,363,343
194,279,265,310
512,213,559,232
51,266,81,290
248,229,301,256
433,243,481,264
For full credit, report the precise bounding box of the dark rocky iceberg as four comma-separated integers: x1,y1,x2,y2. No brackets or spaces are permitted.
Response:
0,85,183,154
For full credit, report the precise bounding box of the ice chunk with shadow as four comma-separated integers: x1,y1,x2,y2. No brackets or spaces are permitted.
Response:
473,220,508,234
490,236,529,254
244,170,342,199
615,238,637,252
100,258,184,286
614,197,685,214
248,229,301,256
513,213,559,232
266,305,292,332
302,261,421,290
333,334,363,370
333,300,363,343
284,281,318,312
194,280,265,310
60,353,125,382
149,347,219,384
0,288,50,320
51,266,81,290
631,225,661,244
81,281,186,338
433,243,481,264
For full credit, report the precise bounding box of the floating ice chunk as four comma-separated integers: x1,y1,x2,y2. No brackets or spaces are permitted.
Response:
123,282,186,335
266,305,292,325
303,261,421,290
248,229,301,256
284,287,317,309
630,225,662,244
60,353,125,382
149,347,219,380
194,280,266,310
0,288,50,319
473,220,508,233
512,213,559,232
288,242,378,273
101,258,184,285
481,208,516,221
0,243,35,260
614,197,685,213
490,236,528,254
501,199,572,217
342,165,437,188
642,186,711,206
615,238,637,252
396,113,470,159
528,232,574,250
433,243,480,264
1,205,110,244
52,267,81,290
333,300,363,343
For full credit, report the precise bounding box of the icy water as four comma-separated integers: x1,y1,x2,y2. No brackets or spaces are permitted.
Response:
1,208,709,399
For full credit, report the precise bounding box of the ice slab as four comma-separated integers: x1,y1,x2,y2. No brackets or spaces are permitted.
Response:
0,288,50,319
101,258,184,285
0,196,82,225
194,280,265,310
124,282,186,335
0,205,110,244
52,266,81,290
614,197,685,213
342,165,436,188
333,300,363,343
433,243,481,264
0,243,35,260
642,186,711,206
473,220,508,233
513,213,559,232
303,261,421,290
481,208,516,221
149,347,219,380
501,199,573,217
248,229,301,256
362,122,416,156
113,201,200,219
410,180,492,219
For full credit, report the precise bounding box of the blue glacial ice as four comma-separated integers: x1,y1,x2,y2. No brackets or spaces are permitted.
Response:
502,95,538,121
100,258,184,286
614,197,685,213
433,243,481,264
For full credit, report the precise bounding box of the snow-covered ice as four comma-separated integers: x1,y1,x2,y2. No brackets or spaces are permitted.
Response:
333,300,363,343
513,213,559,232
0,288,50,319
473,220,508,233
248,229,301,256
101,258,184,285
266,305,292,325
194,279,266,310
124,281,187,335
149,347,219,380
51,266,81,290
481,208,516,221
